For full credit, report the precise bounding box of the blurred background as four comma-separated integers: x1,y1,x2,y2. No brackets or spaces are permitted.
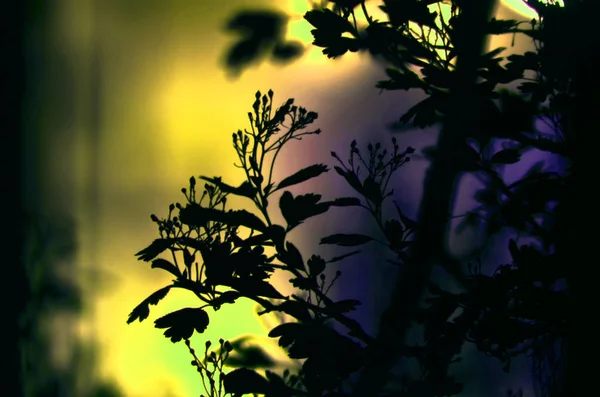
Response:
20,1,560,396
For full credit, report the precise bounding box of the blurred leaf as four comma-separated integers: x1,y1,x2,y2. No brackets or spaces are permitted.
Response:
226,337,279,369
320,233,374,247
486,18,518,34
275,163,329,191
224,368,270,395
224,11,288,74
377,67,424,91
154,307,209,343
127,286,172,324
271,41,304,63
490,149,521,165
150,258,181,277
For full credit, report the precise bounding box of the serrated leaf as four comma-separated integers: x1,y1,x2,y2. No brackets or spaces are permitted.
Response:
199,176,257,199
279,191,330,230
333,166,363,193
210,290,241,309
278,241,305,271
319,233,373,247
179,203,268,232
307,254,326,276
154,307,209,343
127,286,172,324
275,164,329,191
304,9,354,34
150,258,181,277
135,239,175,262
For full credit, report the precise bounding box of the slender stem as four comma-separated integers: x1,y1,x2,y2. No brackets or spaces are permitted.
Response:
349,2,496,395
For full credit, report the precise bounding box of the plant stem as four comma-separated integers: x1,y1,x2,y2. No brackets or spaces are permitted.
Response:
349,1,497,395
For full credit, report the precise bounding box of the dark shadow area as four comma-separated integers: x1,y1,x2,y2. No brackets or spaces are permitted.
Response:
13,1,126,396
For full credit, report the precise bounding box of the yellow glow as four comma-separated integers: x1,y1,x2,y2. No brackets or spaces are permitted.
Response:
502,0,565,19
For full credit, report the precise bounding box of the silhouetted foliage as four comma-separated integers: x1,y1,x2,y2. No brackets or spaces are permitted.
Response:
132,0,578,395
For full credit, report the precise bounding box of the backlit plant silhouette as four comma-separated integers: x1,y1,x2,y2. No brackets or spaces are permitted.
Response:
128,0,580,396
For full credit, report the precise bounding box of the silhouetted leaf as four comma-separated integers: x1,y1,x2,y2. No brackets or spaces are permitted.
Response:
383,219,405,250
135,239,175,262
199,176,257,199
229,278,284,299
304,9,354,34
224,368,270,395
276,300,312,323
279,191,296,227
490,149,521,165
150,258,181,277
279,191,330,230
179,203,268,232
154,307,209,343
377,67,424,91
325,249,362,264
362,176,382,204
319,233,373,247
329,299,360,314
307,254,326,276
329,197,362,207
127,286,172,324
289,276,316,291
333,166,363,193
304,9,361,58
278,241,305,271
210,290,241,310
275,164,329,191
393,201,417,230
